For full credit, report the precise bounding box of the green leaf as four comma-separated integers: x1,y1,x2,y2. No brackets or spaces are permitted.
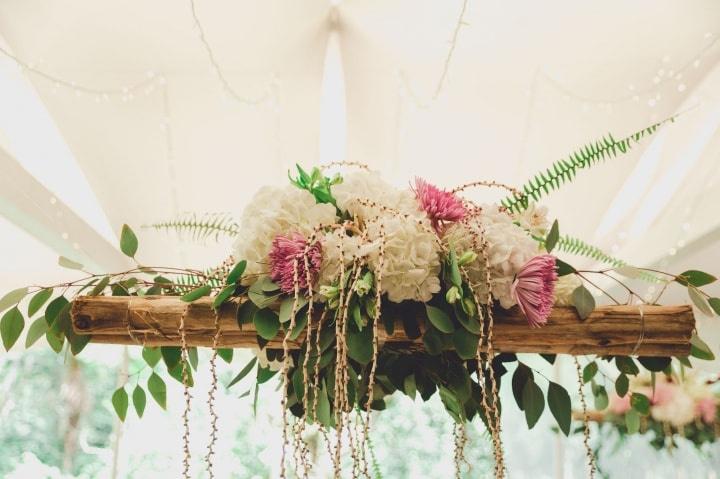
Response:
555,259,576,277
132,385,147,418
540,354,556,365
142,347,162,367
422,329,443,356
637,357,671,372
452,328,479,360
120,224,139,258
625,409,640,434
58,256,84,270
615,357,639,376
630,392,650,415
615,373,629,397
614,266,643,280
592,383,608,410
228,356,257,388
547,381,571,436
45,296,68,325
316,382,333,427
25,316,48,348
545,220,559,253
289,311,308,341
254,309,280,340
425,305,454,333
0,287,28,314
181,284,212,303
279,296,308,323
168,361,194,386
708,297,720,316
237,301,258,326
188,347,199,370
217,348,233,363
28,289,53,317
212,284,236,309
512,363,533,411
112,387,129,421
403,374,417,400
1,307,24,351
248,282,279,309
257,365,278,384
522,379,545,428
582,361,598,383
572,285,595,320
147,372,167,409
161,346,182,369
448,249,462,288
676,270,717,287
347,326,373,365
690,333,715,361
226,260,247,285
89,276,111,296
688,287,714,317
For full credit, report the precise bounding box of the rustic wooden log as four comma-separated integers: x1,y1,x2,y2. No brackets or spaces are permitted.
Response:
70,296,695,357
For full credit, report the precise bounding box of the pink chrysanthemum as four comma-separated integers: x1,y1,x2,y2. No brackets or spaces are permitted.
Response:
412,177,466,234
511,254,558,328
268,232,322,294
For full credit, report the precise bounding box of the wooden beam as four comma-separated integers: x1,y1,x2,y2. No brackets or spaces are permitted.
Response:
71,296,695,357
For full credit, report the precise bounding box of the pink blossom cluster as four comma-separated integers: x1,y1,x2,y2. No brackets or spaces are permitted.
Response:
268,232,322,294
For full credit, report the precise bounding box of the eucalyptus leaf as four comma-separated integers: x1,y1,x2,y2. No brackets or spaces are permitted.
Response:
452,327,479,360
254,308,280,340
592,383,609,410
676,270,717,287
625,409,640,434
228,357,257,388
28,289,53,317
112,387,129,421
555,259,576,277
615,373,629,397
422,329,443,356
142,346,162,367
689,333,715,361
547,381,571,436
226,260,247,285
217,348,233,363
637,356,671,372
279,296,308,323
708,297,720,316
257,365,278,384
347,326,373,365
571,285,595,320
147,372,167,409
1,307,24,351
545,219,559,253
425,305,454,333
161,346,182,369
25,316,49,348
688,287,714,317
0,287,28,314
582,361,598,383
212,284,236,309
615,356,639,376
132,385,147,418
522,380,545,428
630,392,650,415
58,256,84,270
181,284,212,303
89,276,111,296
120,224,139,258
512,363,533,411
237,301,258,326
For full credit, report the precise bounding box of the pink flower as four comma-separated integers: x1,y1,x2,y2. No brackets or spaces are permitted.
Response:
511,254,558,327
268,232,322,294
696,397,717,424
412,178,466,234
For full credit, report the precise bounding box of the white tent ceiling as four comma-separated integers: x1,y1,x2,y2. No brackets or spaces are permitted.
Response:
0,0,719,302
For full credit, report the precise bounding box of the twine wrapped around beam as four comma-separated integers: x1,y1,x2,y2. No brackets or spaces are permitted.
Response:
70,296,694,357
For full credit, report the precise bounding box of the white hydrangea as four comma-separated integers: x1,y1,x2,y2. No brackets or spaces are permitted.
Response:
328,170,441,302
233,185,337,283
444,205,539,308
513,202,550,237
554,274,581,306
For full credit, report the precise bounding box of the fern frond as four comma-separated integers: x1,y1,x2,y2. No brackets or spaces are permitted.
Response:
147,212,240,242
171,256,236,291
554,235,660,282
502,117,675,213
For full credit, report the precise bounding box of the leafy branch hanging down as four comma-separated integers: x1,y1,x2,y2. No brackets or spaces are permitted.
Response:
146,212,240,242
502,116,676,213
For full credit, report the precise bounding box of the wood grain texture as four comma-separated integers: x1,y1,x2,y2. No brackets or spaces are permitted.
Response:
71,296,695,357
